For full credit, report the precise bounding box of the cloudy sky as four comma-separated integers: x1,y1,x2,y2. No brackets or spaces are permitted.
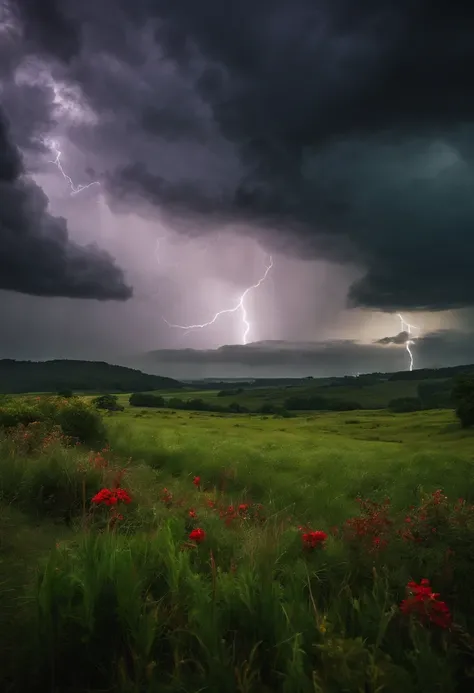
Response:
1,0,474,377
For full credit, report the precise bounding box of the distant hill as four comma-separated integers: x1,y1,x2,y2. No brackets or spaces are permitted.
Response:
0,360,183,394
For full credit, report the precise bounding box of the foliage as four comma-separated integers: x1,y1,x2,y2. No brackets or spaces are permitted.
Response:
129,392,165,407
452,375,474,428
417,381,453,410
388,397,423,413
2,405,474,692
0,396,106,446
92,393,125,411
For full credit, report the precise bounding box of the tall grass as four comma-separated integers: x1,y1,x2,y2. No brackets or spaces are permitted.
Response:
1,400,474,691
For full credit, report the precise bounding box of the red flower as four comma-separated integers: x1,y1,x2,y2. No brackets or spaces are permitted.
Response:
400,579,452,629
189,528,206,544
189,509,197,518
302,530,327,549
115,488,132,504
193,476,201,487
91,487,132,507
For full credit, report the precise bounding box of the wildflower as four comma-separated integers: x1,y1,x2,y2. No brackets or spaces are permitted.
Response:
189,528,206,544
193,476,201,487
91,487,132,507
400,579,452,629
302,530,327,549
161,488,173,506
115,488,132,504
371,536,388,551
189,509,197,518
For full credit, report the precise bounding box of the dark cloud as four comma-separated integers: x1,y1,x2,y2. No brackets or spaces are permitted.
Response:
376,332,409,346
11,0,81,63
130,329,474,379
7,0,474,312
0,108,132,300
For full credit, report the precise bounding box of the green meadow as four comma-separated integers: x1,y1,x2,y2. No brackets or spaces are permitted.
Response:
1,393,474,692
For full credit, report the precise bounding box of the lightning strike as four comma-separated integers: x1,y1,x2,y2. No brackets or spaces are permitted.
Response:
164,256,274,345
47,141,100,196
397,313,419,371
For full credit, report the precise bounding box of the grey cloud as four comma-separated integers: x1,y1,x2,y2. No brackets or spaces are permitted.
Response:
0,108,132,300
133,330,474,379
8,0,474,313
376,332,409,345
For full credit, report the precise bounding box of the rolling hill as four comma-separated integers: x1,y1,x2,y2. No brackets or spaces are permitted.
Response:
0,360,183,394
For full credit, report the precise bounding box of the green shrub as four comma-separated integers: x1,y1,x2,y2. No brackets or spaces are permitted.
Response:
129,392,165,407
0,428,102,518
452,376,474,428
55,400,107,446
92,394,124,411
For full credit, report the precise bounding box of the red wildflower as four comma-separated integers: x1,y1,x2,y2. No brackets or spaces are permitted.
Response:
189,528,206,544
193,476,201,487
189,509,197,518
91,487,132,507
371,536,388,552
344,497,392,549
302,530,327,549
161,488,173,506
400,579,452,629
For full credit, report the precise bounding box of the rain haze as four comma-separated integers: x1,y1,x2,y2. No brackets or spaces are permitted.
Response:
1,0,474,378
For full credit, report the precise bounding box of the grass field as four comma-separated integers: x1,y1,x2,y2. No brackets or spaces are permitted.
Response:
1,395,474,692
145,378,432,409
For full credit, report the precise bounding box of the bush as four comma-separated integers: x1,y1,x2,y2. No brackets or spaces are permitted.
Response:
93,394,124,411
0,429,103,518
55,400,107,446
129,392,165,408
388,397,423,413
0,400,40,428
452,376,474,428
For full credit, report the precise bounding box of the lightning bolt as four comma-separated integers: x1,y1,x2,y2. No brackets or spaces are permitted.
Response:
397,313,419,371
164,256,274,345
47,140,100,196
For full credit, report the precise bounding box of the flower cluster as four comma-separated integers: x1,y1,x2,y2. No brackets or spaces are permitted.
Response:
400,579,452,629
7,422,68,454
218,502,265,526
301,529,328,549
88,446,111,469
161,488,173,506
344,497,392,552
91,487,132,507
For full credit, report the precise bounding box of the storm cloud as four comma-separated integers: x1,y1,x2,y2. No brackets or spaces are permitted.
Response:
7,0,474,313
130,329,474,380
376,332,409,346
0,107,132,300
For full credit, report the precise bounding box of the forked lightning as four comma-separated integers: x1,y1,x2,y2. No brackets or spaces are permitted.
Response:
48,141,100,196
397,313,419,371
164,257,274,345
